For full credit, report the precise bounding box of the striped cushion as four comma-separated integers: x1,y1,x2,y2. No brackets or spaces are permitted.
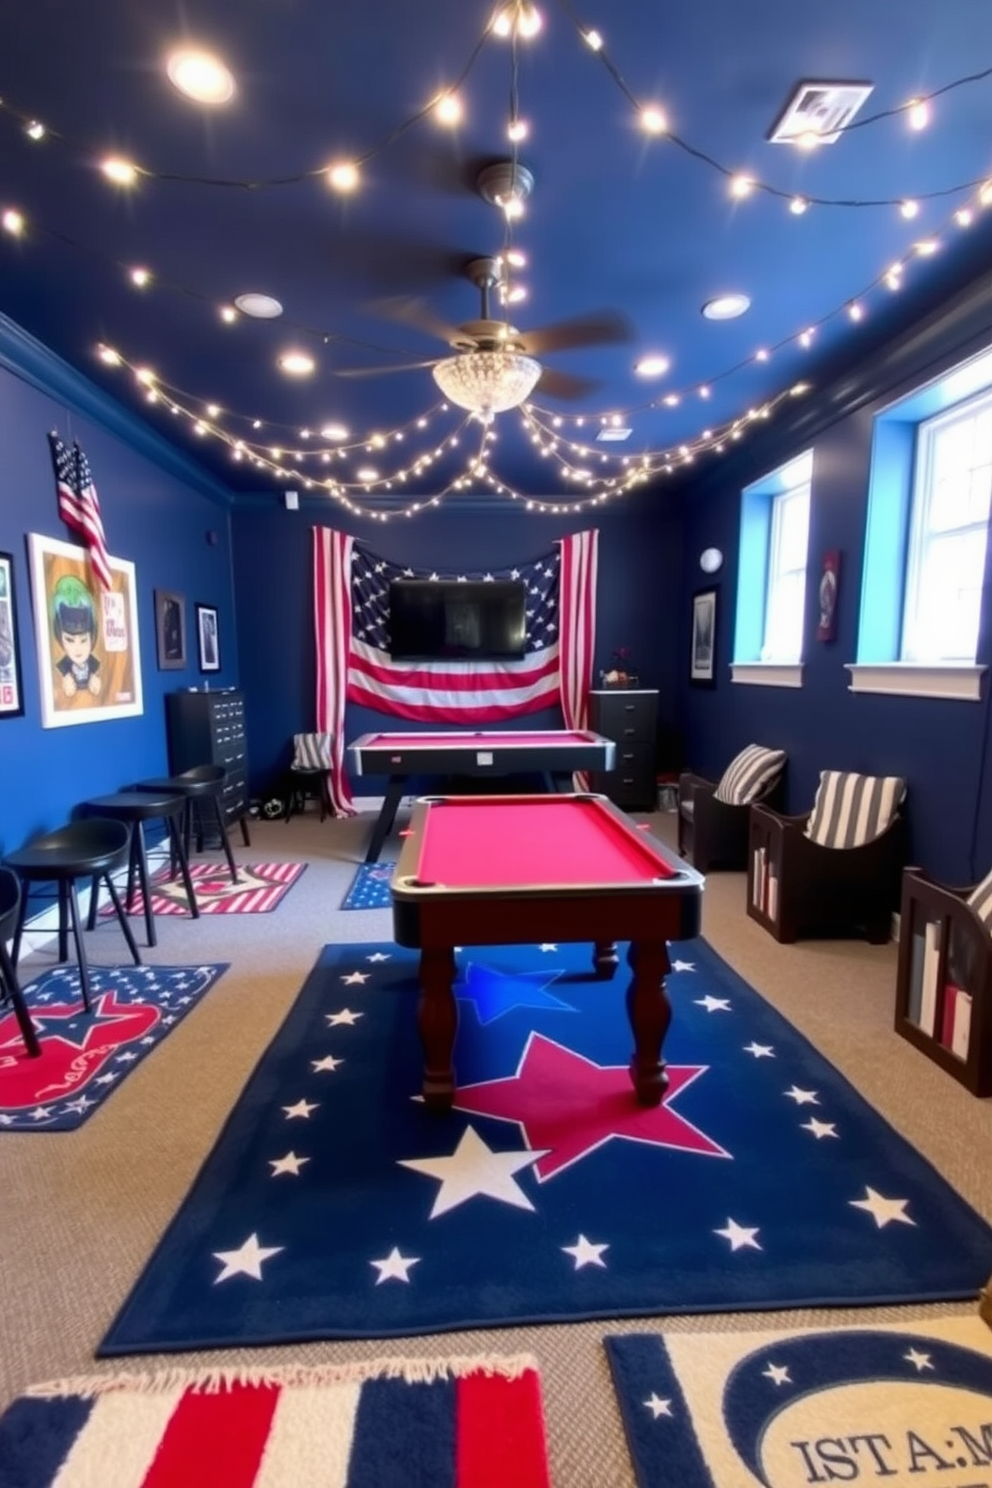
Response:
292,732,333,770
966,868,992,931
804,771,906,848
714,744,786,805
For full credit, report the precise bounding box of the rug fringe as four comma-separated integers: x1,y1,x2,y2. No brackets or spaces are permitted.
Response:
25,1353,541,1399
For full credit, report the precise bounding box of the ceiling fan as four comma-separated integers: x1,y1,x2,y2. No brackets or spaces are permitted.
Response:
334,256,633,417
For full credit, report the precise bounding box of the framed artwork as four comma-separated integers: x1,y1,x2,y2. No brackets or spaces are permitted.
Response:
155,589,187,670
690,587,718,686
196,603,221,672
0,551,25,718
27,532,143,728
817,550,841,642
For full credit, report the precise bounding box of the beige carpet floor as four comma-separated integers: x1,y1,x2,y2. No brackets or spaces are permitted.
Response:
2,807,991,1486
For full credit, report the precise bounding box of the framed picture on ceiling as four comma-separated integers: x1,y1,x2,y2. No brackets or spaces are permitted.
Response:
196,603,221,673
0,551,25,719
27,532,143,728
154,589,186,670
690,587,718,686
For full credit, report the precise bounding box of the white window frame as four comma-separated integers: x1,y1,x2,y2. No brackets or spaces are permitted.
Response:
761,468,811,664
900,390,992,665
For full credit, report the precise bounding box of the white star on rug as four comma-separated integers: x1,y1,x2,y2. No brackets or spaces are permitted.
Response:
694,995,731,1013
63,1096,95,1115
763,1362,791,1386
212,1233,284,1283
370,1247,421,1284
311,1055,343,1073
326,1009,363,1026
282,1098,319,1119
398,1125,550,1219
904,1347,934,1372
714,1218,762,1251
670,959,695,972
801,1117,839,1140
30,1106,54,1121
849,1186,916,1228
366,952,390,962
643,1393,672,1419
562,1234,609,1269
269,1151,309,1177
538,943,558,952
784,1085,820,1105
341,971,371,985
743,1042,775,1058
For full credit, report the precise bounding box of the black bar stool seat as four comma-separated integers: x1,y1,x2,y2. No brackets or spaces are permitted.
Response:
80,791,199,947
2,818,142,1013
0,866,41,1057
133,766,240,885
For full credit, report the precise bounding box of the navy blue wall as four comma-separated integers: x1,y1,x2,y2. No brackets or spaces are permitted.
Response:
231,496,685,800
0,344,239,856
676,267,992,883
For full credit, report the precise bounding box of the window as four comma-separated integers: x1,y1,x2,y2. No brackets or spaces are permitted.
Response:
901,393,992,663
733,450,813,684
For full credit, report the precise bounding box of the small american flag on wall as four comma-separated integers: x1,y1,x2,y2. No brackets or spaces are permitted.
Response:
47,433,113,590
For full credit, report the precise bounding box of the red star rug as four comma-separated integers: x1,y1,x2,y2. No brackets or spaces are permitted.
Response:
0,963,228,1130
99,939,992,1355
100,862,306,917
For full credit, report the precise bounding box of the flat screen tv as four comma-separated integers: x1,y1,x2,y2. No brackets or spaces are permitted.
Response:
388,578,527,661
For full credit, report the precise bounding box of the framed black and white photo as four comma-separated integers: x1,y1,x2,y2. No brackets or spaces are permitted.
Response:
0,551,25,719
690,587,718,686
154,589,186,670
195,603,221,673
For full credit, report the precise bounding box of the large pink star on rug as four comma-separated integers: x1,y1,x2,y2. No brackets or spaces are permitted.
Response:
452,1033,730,1179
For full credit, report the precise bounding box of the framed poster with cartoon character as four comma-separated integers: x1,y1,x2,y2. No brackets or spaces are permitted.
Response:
27,532,143,728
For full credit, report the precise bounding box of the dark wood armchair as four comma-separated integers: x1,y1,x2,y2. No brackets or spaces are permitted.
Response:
893,866,992,1097
747,802,907,945
678,769,785,872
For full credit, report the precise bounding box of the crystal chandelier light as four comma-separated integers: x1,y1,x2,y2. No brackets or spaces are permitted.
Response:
431,350,542,420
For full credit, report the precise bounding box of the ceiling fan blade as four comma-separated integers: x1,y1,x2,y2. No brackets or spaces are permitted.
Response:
366,295,463,347
332,358,443,378
517,309,634,357
534,367,600,401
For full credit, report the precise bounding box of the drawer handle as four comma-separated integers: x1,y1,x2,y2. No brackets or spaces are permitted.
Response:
623,727,636,736
624,704,636,712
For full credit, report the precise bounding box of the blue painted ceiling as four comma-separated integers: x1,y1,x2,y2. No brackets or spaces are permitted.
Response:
0,0,990,513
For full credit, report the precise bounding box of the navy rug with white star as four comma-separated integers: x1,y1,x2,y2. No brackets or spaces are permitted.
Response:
0,963,229,1131
99,939,992,1355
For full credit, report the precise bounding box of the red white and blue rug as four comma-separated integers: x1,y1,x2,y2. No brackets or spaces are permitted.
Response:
340,860,396,910
0,963,228,1131
0,1355,550,1488
102,862,306,918
605,1317,992,1488
99,938,992,1355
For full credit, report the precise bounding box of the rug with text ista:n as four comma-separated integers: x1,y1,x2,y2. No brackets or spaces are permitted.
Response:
99,937,992,1354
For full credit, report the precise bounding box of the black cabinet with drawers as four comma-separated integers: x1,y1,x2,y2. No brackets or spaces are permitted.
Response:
165,689,251,845
588,688,659,810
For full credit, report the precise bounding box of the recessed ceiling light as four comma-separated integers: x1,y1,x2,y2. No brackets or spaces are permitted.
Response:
635,355,670,378
702,294,751,320
234,292,283,319
596,427,632,442
166,49,235,105
278,352,315,377
320,424,349,441
357,467,379,481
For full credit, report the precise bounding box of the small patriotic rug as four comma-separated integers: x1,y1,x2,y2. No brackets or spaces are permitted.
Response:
0,963,228,1130
102,862,306,917
605,1316,992,1488
340,860,396,910
99,938,992,1355
0,1355,550,1488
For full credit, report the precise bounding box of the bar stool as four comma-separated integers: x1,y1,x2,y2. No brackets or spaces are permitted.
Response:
80,790,199,947
2,818,141,1012
133,766,240,884
0,866,41,1057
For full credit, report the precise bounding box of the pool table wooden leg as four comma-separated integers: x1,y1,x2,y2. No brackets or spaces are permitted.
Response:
625,938,672,1106
418,945,458,1112
592,940,619,978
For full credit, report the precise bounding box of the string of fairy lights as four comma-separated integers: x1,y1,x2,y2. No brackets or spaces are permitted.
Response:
1,0,991,518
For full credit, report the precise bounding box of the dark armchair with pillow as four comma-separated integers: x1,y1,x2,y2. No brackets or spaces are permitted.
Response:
678,743,786,872
748,770,907,944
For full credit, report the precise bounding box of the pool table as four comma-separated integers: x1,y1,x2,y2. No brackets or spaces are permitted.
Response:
391,792,704,1111
349,727,617,862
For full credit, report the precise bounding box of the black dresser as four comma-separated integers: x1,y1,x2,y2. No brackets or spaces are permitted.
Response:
588,688,658,810
165,689,251,844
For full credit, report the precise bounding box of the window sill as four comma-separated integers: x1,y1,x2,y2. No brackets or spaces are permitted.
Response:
730,663,804,688
845,663,987,700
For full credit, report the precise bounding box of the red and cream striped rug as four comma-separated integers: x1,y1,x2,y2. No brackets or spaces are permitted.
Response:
105,862,306,917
